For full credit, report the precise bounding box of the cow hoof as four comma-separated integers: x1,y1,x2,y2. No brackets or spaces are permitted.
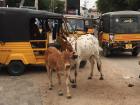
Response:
88,77,92,80
70,79,75,84
66,95,72,99
128,84,134,87
71,84,77,88
99,77,104,80
58,91,63,96
49,87,53,90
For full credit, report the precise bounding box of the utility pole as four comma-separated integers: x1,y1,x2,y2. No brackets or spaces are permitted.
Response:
83,0,89,8
34,0,38,10
19,0,25,8
65,0,67,13
51,0,54,12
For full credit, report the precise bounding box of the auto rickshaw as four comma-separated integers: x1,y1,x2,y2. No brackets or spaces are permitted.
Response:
62,15,94,68
63,15,97,35
98,11,140,57
63,15,87,36
0,7,63,75
84,18,97,35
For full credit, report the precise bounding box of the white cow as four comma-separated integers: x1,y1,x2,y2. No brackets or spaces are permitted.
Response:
67,34,104,87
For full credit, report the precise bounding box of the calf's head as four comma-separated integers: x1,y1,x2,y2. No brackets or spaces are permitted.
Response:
62,50,77,69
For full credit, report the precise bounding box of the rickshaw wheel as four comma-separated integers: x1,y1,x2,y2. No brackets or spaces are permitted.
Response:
80,60,87,68
132,50,139,56
103,48,111,57
7,61,25,76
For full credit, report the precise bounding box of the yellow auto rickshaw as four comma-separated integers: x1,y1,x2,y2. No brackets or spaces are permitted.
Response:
63,15,96,67
84,18,97,35
0,7,63,75
99,11,140,56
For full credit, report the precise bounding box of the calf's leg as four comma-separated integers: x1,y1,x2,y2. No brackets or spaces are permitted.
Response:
47,66,53,90
57,72,63,96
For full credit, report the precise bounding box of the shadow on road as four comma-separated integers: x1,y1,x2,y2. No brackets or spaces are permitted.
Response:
0,65,46,76
0,67,9,76
104,52,139,59
25,65,46,75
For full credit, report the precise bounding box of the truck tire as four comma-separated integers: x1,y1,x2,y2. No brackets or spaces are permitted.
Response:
8,61,25,76
132,49,139,56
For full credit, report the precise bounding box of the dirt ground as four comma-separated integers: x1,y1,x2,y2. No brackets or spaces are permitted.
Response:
0,53,140,105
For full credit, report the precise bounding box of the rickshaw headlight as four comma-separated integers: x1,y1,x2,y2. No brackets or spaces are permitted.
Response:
109,33,114,42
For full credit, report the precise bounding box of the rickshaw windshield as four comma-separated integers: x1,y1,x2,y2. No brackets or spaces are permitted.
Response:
67,19,84,32
85,19,94,28
111,15,140,34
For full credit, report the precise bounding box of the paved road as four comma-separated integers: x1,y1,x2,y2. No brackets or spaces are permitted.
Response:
0,53,140,105
0,67,43,105
41,52,140,105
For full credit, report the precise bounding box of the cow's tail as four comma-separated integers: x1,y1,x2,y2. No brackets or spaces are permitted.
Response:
99,46,103,51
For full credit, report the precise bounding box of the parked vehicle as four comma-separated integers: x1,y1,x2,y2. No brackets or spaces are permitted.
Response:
99,11,140,56
84,18,97,35
0,7,62,75
63,15,97,68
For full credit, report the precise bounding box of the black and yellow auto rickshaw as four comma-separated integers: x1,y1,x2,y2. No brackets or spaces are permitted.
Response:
63,15,94,68
63,15,97,35
63,15,86,36
99,11,140,57
84,18,97,35
0,7,63,75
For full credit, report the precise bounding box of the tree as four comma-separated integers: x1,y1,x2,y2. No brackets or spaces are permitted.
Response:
54,0,64,13
6,0,21,7
6,0,65,13
40,0,64,13
96,0,140,13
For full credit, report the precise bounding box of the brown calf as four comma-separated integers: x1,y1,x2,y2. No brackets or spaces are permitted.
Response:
45,47,73,98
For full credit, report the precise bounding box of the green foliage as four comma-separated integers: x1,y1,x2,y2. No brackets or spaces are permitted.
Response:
96,0,140,13
24,0,34,6
39,0,64,13
39,0,51,11
6,0,21,7
6,0,64,13
54,0,64,13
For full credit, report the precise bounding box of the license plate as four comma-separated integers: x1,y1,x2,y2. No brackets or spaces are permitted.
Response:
125,44,132,49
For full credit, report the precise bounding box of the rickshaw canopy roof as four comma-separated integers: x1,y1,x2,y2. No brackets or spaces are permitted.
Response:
0,7,63,18
103,11,140,16
0,7,62,42
101,11,140,34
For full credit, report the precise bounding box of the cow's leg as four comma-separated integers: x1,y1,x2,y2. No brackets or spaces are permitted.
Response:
57,72,63,96
65,69,72,99
71,60,80,88
88,56,95,80
69,67,75,84
96,56,104,80
47,66,53,90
